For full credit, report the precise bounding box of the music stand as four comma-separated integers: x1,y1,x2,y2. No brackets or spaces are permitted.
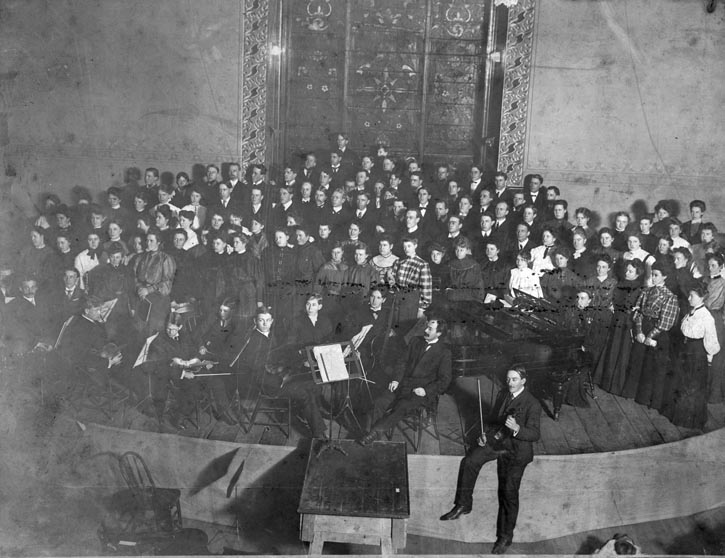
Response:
304,341,366,457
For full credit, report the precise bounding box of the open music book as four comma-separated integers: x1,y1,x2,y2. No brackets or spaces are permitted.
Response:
312,344,349,382
133,333,159,368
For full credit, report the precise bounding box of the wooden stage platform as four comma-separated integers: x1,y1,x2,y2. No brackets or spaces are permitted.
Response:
106,373,725,458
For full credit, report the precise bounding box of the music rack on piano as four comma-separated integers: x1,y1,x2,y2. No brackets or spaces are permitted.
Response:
447,290,584,420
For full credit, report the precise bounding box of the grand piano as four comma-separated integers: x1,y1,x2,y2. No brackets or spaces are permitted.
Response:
444,290,585,420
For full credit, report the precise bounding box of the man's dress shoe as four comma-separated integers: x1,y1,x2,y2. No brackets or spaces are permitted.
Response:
439,505,472,521
492,537,512,554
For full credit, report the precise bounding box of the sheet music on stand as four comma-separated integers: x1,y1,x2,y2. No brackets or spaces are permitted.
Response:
312,344,349,383
305,342,364,385
133,333,159,368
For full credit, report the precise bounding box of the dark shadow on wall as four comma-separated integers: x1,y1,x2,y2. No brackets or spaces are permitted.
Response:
664,518,725,555
223,439,311,555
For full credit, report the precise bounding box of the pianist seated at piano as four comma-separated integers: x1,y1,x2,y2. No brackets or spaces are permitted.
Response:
508,250,543,300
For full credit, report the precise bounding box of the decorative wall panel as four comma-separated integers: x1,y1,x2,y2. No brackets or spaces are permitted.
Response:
241,0,270,166
284,0,346,157
497,0,536,186
347,0,426,155
283,0,491,165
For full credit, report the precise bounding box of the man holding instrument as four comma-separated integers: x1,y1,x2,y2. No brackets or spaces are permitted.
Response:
440,366,541,555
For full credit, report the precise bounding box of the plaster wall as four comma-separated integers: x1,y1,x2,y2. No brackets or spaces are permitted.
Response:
0,0,242,216
525,0,725,227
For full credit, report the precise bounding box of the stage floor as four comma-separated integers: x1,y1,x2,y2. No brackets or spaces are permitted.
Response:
99,374,725,456
3,360,725,555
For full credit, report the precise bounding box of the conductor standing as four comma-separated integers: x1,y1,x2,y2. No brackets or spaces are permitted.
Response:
440,366,541,554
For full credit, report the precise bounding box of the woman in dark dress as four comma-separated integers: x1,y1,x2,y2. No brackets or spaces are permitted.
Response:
229,230,264,328
662,282,720,429
447,236,484,302
540,246,578,307
593,258,645,395
704,253,725,403
154,205,176,250
197,231,232,320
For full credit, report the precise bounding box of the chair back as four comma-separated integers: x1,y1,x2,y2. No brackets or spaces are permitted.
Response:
119,451,157,493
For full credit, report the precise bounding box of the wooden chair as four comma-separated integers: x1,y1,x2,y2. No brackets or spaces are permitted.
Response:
244,368,292,440
388,396,441,453
116,451,183,535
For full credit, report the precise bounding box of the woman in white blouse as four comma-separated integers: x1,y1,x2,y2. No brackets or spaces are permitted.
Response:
662,283,720,429
531,227,558,276
509,250,543,299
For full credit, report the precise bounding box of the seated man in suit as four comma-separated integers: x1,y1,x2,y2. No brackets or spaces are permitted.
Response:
358,317,452,445
5,276,55,356
259,298,334,438
343,286,391,368
49,295,125,399
439,366,542,555
54,267,86,329
128,311,198,429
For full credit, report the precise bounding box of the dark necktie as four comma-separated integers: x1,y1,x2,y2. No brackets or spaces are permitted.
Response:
498,394,513,417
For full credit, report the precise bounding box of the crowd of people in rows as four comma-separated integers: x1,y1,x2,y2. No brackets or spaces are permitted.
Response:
2,133,724,433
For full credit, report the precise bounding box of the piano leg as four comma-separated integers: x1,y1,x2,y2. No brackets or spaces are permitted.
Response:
551,377,568,421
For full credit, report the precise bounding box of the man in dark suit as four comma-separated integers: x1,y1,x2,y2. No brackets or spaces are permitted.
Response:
468,164,485,204
242,186,268,229
358,318,452,444
50,295,124,398
439,366,542,555
269,184,298,233
324,188,354,240
351,190,379,243
335,132,358,168
491,172,514,208
299,152,321,186
523,174,547,214
491,201,515,255
6,276,55,355
54,267,86,329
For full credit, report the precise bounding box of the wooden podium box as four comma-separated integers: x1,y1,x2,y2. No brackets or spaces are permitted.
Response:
298,439,409,555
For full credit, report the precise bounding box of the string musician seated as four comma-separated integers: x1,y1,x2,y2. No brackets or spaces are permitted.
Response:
126,311,199,429
439,366,542,555
255,295,336,438
42,295,125,402
175,298,244,425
